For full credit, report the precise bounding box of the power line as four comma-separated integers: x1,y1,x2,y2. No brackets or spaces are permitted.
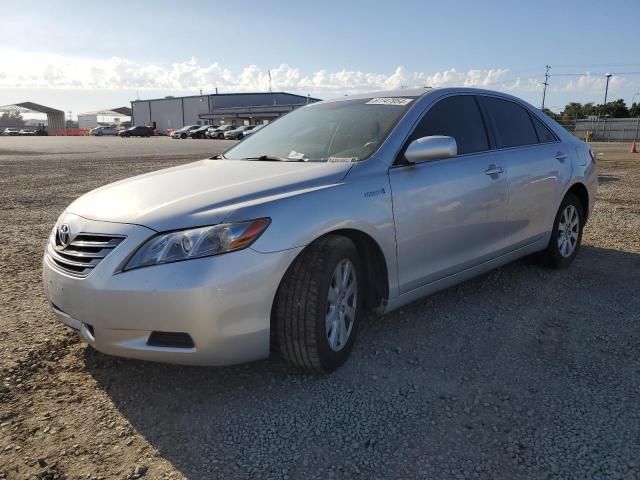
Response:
553,71,640,76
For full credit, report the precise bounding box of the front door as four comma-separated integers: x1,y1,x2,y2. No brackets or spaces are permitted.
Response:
388,94,508,294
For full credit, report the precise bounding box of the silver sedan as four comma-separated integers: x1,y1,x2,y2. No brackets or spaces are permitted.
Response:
43,87,597,372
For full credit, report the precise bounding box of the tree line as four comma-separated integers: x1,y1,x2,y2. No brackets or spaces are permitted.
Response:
0,111,26,127
543,99,640,120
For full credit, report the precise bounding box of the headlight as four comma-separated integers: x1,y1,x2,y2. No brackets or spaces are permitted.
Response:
123,218,270,271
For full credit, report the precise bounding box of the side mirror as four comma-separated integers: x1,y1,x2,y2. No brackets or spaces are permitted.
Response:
404,135,457,164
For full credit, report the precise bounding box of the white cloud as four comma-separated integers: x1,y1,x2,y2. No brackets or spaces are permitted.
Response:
0,49,513,94
0,49,636,105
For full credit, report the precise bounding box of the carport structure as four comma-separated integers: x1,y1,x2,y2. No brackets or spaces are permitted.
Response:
0,101,65,132
77,106,132,129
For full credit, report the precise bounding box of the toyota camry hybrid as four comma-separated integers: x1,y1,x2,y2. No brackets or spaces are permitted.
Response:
43,87,597,372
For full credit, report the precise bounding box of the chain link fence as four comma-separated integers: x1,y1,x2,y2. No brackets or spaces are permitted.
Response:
556,117,640,142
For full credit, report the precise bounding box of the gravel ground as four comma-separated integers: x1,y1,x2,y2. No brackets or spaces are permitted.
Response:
0,138,639,480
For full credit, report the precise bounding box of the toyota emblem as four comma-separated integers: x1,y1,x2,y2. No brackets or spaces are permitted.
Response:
58,224,71,248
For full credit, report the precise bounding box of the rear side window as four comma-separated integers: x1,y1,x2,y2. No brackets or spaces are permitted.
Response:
481,96,538,148
408,95,489,155
530,114,557,143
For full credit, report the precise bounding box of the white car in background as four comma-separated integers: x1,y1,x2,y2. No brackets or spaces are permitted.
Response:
90,127,118,136
170,125,200,139
208,125,237,139
2,127,20,136
224,125,255,140
243,124,265,138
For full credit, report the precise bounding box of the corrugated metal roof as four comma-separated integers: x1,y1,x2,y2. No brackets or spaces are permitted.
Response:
0,101,64,114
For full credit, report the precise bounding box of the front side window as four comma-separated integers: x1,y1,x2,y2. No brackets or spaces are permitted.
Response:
406,95,489,155
224,97,414,162
480,96,538,148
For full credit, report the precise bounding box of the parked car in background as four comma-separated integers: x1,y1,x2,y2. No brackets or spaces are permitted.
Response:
224,125,255,140
90,126,118,136
204,125,220,138
42,87,597,372
243,124,265,138
19,129,35,136
209,124,237,139
170,125,200,139
118,126,153,138
2,127,20,136
190,125,213,139
206,125,220,138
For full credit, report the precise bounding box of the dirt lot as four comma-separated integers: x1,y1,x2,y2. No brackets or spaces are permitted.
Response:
0,138,638,480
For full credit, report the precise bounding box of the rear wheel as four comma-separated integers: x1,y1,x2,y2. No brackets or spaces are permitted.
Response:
274,235,362,373
536,193,584,269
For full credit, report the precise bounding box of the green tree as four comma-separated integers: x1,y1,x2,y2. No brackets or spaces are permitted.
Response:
597,99,629,118
560,100,629,119
630,102,640,117
581,103,597,117
0,111,26,127
561,102,584,119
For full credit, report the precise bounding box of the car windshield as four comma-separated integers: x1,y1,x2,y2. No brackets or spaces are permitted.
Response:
223,97,414,162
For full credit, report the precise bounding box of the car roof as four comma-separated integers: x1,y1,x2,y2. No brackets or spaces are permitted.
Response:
318,87,538,108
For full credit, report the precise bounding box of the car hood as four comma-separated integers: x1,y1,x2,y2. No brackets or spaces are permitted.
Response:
66,159,353,231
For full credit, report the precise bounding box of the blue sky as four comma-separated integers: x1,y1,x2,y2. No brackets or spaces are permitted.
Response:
1,0,639,116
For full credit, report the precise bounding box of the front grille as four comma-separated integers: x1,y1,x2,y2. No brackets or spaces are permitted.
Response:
46,232,125,277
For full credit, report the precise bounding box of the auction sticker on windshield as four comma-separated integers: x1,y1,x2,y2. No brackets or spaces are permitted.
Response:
365,97,413,106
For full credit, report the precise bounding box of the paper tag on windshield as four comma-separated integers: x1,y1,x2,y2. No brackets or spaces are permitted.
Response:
328,156,358,163
366,97,413,106
287,150,306,160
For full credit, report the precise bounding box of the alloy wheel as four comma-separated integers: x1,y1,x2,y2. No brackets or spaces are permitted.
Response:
557,204,580,257
325,259,357,352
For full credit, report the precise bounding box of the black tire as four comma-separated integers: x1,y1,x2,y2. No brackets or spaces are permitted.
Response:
237,133,243,140
180,133,186,139
217,133,224,139
274,235,363,373
536,193,584,269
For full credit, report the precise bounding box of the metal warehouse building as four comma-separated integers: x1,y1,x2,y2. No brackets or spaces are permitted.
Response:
131,92,320,133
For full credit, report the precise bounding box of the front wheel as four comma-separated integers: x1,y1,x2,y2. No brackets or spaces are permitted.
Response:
274,235,362,373
536,193,584,269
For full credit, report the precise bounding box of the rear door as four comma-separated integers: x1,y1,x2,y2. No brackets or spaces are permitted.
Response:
478,96,571,248
388,94,509,294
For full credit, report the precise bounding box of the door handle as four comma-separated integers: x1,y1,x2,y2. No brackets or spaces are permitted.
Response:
555,151,568,161
485,164,503,176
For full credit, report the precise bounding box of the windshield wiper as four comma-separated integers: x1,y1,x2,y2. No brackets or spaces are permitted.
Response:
209,153,226,159
243,155,305,162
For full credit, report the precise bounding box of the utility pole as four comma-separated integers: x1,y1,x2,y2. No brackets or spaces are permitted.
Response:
268,70,272,93
541,65,551,110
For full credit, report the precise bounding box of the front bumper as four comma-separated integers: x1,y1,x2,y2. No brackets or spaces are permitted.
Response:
42,215,302,366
